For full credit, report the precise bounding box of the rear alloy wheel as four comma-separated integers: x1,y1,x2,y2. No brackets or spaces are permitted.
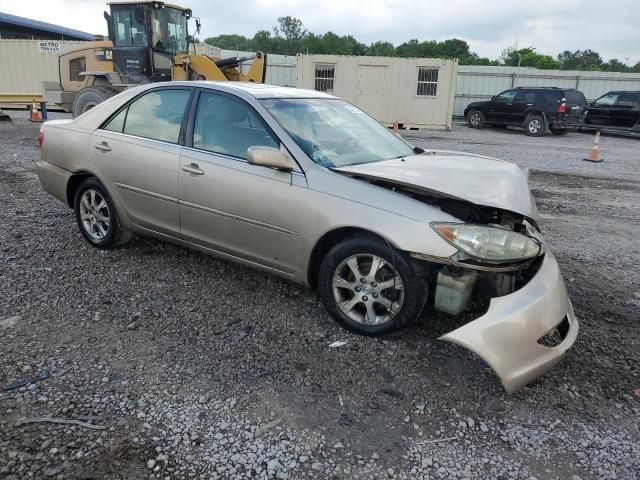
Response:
74,178,128,249
318,235,426,336
525,114,545,136
467,110,484,129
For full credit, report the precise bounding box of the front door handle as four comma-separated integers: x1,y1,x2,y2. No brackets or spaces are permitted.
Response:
94,142,111,152
181,163,204,175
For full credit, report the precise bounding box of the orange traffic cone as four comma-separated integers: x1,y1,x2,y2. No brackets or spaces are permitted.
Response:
583,131,603,163
29,101,41,123
393,121,400,133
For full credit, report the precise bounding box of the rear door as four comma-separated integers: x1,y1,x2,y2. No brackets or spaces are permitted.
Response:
512,89,536,124
91,87,192,235
611,93,640,128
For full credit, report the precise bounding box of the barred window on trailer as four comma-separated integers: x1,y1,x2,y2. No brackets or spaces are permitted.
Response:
416,67,438,96
314,64,335,92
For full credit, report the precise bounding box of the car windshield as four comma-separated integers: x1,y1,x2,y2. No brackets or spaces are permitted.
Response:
152,7,188,54
261,98,415,167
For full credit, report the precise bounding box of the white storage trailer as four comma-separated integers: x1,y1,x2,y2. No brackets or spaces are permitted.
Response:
296,54,458,130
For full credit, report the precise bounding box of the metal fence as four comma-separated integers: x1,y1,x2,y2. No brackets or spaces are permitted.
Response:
454,65,640,117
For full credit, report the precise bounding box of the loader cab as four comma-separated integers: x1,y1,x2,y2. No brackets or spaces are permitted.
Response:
105,1,191,84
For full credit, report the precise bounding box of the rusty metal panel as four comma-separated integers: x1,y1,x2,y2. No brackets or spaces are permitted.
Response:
0,39,88,96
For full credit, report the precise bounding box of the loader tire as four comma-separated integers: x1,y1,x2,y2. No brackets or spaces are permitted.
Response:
73,86,117,118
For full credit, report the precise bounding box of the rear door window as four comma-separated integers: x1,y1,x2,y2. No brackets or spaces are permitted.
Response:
616,93,639,108
515,90,536,103
192,92,279,159
121,89,191,143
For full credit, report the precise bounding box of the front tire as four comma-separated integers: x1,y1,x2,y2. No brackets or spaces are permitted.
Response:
525,113,545,136
318,235,426,336
467,110,484,129
74,178,128,249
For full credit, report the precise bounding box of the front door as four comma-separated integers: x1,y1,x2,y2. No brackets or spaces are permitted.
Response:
356,65,387,120
178,90,308,276
586,92,617,127
486,89,517,123
91,87,192,235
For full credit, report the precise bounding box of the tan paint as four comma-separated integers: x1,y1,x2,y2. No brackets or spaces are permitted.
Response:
36,83,578,393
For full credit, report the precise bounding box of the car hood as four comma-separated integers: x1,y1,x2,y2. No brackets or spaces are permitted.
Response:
334,151,537,219
465,101,488,110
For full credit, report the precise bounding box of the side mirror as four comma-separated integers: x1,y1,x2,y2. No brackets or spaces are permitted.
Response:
247,146,295,171
491,96,496,101
413,146,425,154
195,18,201,35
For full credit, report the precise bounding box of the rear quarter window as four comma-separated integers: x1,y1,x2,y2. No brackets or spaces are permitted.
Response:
565,91,587,106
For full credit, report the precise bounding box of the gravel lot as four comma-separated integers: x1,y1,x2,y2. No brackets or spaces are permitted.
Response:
1,114,639,480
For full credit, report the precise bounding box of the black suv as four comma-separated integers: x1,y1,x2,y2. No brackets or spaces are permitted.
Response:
583,91,640,133
464,87,587,136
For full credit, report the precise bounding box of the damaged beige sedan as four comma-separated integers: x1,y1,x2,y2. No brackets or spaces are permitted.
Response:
36,82,578,393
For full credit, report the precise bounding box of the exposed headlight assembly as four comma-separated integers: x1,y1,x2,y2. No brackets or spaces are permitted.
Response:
431,222,541,263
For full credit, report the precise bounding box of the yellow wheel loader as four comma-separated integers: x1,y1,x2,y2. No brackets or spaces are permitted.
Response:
45,1,266,116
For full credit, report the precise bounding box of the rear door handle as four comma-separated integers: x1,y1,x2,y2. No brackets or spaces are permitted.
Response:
181,163,204,175
94,142,111,152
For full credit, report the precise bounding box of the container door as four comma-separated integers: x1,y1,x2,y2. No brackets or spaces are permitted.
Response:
356,65,387,120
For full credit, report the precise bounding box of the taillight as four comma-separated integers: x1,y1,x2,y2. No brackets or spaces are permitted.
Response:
557,101,567,113
38,125,44,147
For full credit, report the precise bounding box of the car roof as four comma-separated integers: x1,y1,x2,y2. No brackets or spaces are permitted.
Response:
174,81,337,100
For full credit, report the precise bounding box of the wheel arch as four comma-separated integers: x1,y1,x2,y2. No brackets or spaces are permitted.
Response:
307,227,396,289
524,110,547,128
66,171,97,207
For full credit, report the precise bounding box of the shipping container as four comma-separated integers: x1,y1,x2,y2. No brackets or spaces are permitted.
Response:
296,54,458,129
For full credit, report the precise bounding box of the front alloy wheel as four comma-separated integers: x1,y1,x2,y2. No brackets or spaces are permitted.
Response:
332,254,405,325
318,234,427,336
468,110,484,128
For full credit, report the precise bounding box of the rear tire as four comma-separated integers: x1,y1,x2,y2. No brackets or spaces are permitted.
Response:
73,178,129,249
72,86,117,117
467,110,484,129
525,113,545,137
318,234,426,336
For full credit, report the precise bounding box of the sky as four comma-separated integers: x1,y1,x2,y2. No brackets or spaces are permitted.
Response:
1,0,638,64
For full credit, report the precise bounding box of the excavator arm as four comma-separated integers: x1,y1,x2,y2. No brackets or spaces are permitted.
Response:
172,52,267,82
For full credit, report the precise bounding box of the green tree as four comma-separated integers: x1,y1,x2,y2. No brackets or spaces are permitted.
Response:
557,49,603,70
631,61,640,73
367,41,395,57
204,34,252,51
274,16,306,42
600,58,629,72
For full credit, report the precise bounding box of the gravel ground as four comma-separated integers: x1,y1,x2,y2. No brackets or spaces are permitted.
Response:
0,114,639,480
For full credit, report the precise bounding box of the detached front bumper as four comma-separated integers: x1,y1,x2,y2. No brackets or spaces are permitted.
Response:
440,252,578,394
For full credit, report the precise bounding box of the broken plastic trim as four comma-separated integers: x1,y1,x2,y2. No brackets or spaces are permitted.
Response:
410,252,536,272
537,316,570,348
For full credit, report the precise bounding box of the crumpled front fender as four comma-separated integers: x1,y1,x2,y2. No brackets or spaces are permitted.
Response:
440,252,579,394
